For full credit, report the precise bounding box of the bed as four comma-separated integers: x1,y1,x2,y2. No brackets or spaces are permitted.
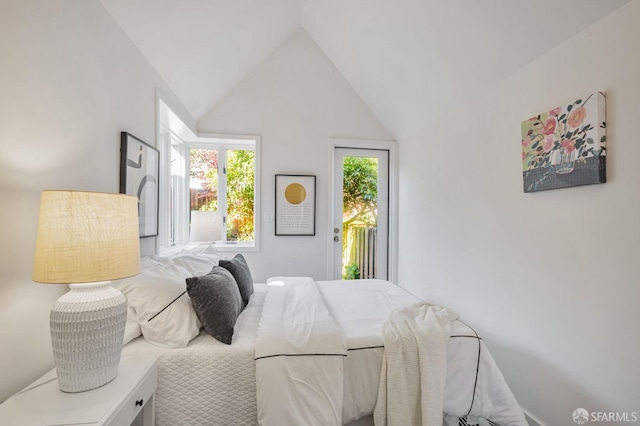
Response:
116,247,526,426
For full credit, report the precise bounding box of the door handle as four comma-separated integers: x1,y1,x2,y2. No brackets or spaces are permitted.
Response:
334,236,339,242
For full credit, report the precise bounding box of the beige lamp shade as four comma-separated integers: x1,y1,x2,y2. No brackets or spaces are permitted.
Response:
33,191,141,284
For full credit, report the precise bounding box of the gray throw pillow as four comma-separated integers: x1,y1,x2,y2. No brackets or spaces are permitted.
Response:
219,254,254,307
186,267,243,345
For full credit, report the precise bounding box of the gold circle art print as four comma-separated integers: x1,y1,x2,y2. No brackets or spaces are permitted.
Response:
284,183,306,204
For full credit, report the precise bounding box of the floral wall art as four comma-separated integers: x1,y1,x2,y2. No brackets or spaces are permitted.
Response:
521,92,606,193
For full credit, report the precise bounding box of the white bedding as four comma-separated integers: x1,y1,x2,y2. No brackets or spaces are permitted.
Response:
318,279,422,423
263,279,526,425
122,278,525,426
256,277,347,426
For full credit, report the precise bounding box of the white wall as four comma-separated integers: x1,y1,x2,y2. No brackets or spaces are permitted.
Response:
0,0,192,402
197,29,392,282
398,2,640,424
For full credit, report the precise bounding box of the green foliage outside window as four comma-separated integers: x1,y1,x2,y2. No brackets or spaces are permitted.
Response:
343,262,361,280
189,147,255,242
342,156,378,226
190,148,219,211
341,156,379,279
226,150,255,241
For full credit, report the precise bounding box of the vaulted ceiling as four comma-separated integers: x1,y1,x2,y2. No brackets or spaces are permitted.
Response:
101,0,630,139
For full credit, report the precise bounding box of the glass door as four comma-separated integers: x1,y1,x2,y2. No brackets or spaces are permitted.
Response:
332,148,389,280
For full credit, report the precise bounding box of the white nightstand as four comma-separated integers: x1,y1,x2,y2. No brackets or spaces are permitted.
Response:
0,353,159,426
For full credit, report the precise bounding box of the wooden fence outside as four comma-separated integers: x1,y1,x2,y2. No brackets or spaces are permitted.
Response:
343,224,377,279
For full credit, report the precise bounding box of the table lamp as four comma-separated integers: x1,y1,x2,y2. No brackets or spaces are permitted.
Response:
32,190,140,392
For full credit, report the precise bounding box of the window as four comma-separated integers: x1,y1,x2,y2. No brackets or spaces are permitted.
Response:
165,136,259,249
158,98,259,251
187,143,256,244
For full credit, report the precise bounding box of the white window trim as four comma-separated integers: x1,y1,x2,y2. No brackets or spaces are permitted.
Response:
157,93,260,253
185,136,261,252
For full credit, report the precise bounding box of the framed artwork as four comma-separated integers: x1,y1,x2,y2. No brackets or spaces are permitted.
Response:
521,91,606,193
120,132,159,237
275,174,316,236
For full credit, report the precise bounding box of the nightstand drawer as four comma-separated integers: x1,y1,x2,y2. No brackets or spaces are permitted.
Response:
107,362,157,426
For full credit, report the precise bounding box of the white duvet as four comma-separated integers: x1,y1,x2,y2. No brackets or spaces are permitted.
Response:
255,277,347,426
256,278,527,426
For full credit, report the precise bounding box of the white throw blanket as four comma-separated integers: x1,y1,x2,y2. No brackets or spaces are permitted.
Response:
255,277,347,426
374,302,459,426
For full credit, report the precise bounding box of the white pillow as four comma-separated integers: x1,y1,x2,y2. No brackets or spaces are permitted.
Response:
119,257,159,346
122,304,141,345
150,253,220,277
113,263,202,349
157,243,221,262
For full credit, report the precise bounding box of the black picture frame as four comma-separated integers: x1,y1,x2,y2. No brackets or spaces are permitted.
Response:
119,132,159,238
275,174,316,236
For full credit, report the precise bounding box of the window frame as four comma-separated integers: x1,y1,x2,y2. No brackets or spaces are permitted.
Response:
185,139,258,249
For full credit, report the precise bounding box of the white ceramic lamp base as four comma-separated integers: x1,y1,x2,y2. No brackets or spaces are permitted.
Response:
49,281,127,393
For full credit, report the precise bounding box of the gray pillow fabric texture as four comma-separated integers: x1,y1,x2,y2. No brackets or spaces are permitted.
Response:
219,254,254,307
186,266,243,345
